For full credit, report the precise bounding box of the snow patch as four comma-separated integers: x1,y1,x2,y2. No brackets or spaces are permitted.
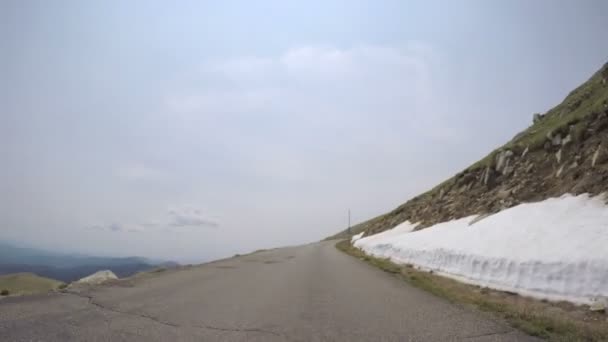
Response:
351,232,364,243
74,270,118,285
354,194,608,305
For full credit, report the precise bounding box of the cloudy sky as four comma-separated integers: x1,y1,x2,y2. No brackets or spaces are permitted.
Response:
1,0,607,262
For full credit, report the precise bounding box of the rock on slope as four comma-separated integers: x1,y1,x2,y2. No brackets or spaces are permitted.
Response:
351,61,608,237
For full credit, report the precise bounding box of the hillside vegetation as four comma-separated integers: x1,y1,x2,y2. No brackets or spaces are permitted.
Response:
338,62,608,238
0,273,65,296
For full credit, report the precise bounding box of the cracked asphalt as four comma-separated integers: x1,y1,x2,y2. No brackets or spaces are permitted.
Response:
0,241,538,341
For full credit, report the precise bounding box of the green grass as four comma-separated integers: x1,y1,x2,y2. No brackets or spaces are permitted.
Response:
336,240,608,341
0,273,65,296
471,64,608,170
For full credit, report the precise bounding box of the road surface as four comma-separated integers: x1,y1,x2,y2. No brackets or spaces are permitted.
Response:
0,241,537,341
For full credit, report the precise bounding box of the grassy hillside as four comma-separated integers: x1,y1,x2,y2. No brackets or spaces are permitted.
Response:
0,273,65,296
333,61,608,238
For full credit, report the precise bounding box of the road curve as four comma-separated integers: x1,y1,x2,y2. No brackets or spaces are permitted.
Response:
0,241,537,341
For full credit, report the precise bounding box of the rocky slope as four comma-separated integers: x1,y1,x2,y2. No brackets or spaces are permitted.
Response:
344,62,608,238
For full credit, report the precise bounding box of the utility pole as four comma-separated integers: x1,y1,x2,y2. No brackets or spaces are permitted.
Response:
347,209,351,235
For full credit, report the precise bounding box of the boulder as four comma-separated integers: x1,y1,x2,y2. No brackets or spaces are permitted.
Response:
482,166,495,187
497,188,512,199
592,145,606,167
438,188,445,200
457,172,476,186
590,297,607,312
552,133,562,146
521,146,529,158
561,134,572,146
555,149,562,164
495,150,514,175
556,165,565,178
533,113,544,123
592,146,600,167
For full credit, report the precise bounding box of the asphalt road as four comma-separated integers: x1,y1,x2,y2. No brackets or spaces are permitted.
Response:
0,241,538,341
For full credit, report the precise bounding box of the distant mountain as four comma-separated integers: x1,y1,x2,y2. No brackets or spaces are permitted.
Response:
0,242,179,283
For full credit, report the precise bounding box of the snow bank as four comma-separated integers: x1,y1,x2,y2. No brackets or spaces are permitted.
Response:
354,194,608,305
351,232,364,243
74,270,118,285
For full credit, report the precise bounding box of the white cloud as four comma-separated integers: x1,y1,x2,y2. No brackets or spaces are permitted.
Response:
167,206,219,228
201,56,276,84
164,44,436,120
115,163,163,182
281,46,356,78
89,223,145,233
87,205,219,233
162,43,449,183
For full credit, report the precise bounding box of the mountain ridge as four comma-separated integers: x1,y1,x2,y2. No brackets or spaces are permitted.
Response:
0,241,179,283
